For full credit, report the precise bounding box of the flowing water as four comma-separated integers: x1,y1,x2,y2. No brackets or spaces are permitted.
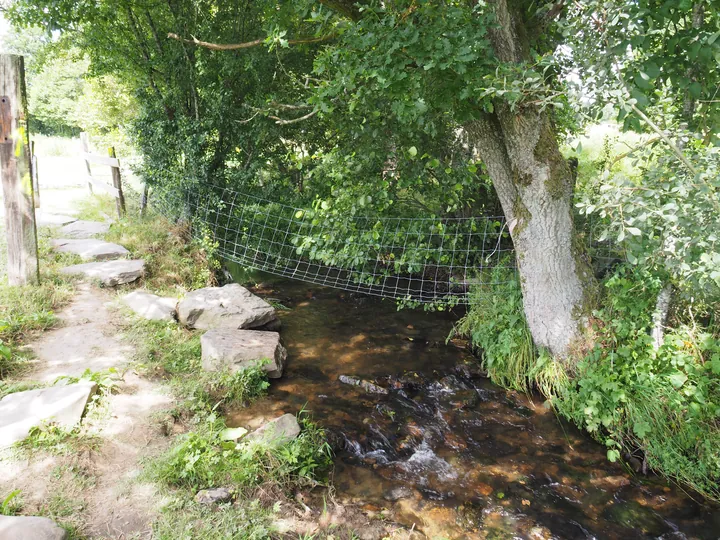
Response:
226,269,719,539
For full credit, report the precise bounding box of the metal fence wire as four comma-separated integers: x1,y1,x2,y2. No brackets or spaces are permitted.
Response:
151,181,620,305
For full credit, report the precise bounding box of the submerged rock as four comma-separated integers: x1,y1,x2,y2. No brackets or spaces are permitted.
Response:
244,413,300,446
201,328,286,378
383,486,416,502
177,283,277,330
195,487,233,505
52,238,129,261
0,515,68,540
0,382,97,448
339,375,389,395
60,259,144,286
122,290,177,321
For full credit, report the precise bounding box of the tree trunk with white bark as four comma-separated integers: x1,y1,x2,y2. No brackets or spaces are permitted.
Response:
466,0,596,358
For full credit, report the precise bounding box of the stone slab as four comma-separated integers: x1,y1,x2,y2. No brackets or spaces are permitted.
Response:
52,239,129,261
36,212,78,227
177,283,276,330
122,291,177,321
60,259,144,286
59,220,110,239
244,413,300,447
0,515,68,540
0,382,97,449
201,328,286,378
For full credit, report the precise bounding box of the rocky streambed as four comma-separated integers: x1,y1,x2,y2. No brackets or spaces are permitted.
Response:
226,269,720,539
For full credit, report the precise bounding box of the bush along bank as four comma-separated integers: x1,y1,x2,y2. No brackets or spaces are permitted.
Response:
453,265,720,503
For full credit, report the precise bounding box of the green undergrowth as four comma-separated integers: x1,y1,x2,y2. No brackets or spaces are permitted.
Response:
152,496,275,539
77,193,218,295
454,265,720,502
152,413,332,491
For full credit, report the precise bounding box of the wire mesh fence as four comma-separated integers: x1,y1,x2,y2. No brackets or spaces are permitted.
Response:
152,182,520,305
150,178,624,305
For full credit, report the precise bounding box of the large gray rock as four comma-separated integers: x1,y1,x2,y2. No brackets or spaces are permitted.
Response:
244,413,300,447
0,515,68,540
122,291,177,321
59,220,110,239
177,284,276,330
194,487,233,505
0,382,97,449
52,239,129,261
60,259,144,286
201,328,286,378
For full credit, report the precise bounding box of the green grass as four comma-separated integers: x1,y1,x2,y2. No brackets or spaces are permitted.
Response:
450,267,537,393
0,230,78,381
153,496,275,539
151,413,332,492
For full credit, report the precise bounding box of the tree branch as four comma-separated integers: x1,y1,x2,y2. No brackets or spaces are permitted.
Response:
167,32,336,51
268,109,318,125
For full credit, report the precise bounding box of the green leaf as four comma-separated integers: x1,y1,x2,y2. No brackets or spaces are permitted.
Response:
408,146,418,157
220,427,248,441
633,419,651,438
689,81,703,99
668,371,688,389
710,354,720,375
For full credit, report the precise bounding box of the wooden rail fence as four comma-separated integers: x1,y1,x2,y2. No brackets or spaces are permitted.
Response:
80,132,126,218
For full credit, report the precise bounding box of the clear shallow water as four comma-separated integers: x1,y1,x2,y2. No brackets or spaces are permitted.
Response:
226,269,719,539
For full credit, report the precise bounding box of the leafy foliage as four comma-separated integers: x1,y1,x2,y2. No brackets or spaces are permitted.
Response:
554,266,720,500
152,413,333,491
451,267,535,392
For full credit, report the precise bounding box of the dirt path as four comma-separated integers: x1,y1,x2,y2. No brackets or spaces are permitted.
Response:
0,282,172,539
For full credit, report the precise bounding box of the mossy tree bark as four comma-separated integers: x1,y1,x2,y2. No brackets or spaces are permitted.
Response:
466,0,596,359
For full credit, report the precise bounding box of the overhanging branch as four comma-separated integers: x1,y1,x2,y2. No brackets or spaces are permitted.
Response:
167,32,336,51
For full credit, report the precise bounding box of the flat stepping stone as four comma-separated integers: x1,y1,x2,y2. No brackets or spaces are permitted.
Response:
244,413,300,447
0,382,97,449
61,259,145,286
36,212,78,227
177,283,277,330
0,515,68,539
59,220,110,239
201,328,286,378
52,238,129,261
123,290,177,321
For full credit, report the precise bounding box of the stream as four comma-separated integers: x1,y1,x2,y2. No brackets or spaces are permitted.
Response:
226,268,719,539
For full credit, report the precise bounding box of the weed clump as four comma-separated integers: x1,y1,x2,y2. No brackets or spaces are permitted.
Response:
454,264,720,502
152,413,333,492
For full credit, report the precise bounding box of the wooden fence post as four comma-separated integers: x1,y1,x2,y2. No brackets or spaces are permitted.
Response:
140,183,149,217
0,54,39,285
80,131,93,194
108,147,125,218
31,140,39,208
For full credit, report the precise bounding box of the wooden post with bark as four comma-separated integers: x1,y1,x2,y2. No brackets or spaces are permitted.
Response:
31,140,39,208
108,147,126,218
0,54,39,285
140,183,149,217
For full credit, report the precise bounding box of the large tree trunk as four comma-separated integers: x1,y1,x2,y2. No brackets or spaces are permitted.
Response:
466,0,596,359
